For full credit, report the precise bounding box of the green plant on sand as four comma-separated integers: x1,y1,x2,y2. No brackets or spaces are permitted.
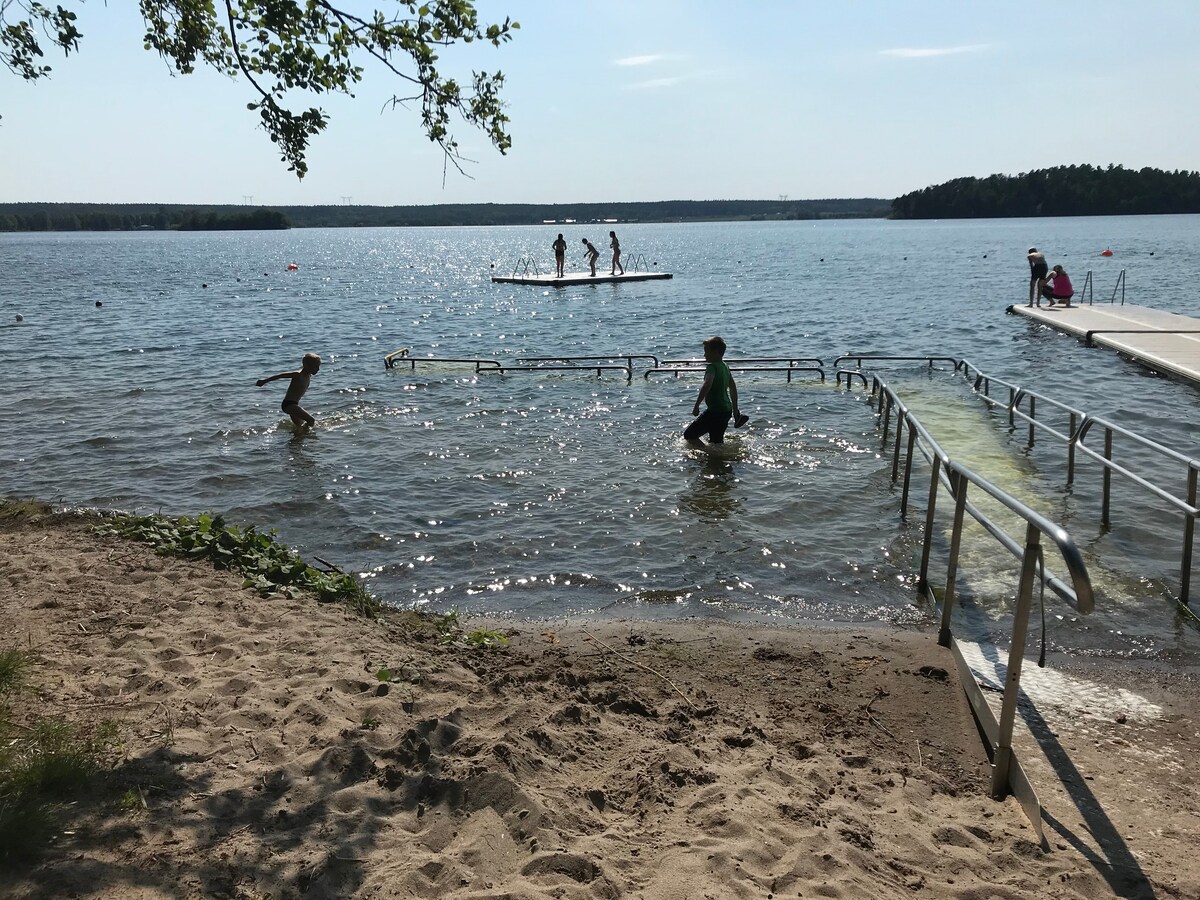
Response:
96,512,380,617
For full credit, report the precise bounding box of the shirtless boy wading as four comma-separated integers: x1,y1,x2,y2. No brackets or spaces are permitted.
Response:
257,353,321,427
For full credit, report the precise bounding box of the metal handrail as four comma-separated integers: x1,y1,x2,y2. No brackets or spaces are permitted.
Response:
1109,268,1126,305
1078,270,1094,305
383,347,411,369
955,361,1028,426
871,377,1090,609
870,374,1093,837
950,361,1199,603
518,354,659,367
1074,416,1200,510
513,355,661,380
627,253,649,273
957,358,1090,474
960,362,1195,602
835,355,960,370
502,365,634,378
511,257,541,278
519,354,660,365
646,365,826,383
387,356,504,375
660,356,824,367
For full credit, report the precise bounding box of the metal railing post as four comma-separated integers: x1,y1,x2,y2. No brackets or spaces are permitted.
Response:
1183,468,1197,605
939,470,968,647
991,521,1043,799
900,425,917,518
1027,395,1036,447
920,456,941,597
1102,427,1113,526
1067,413,1077,485
891,412,905,481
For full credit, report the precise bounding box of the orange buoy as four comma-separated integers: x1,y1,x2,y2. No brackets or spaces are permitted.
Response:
1100,249,1114,257
287,263,299,270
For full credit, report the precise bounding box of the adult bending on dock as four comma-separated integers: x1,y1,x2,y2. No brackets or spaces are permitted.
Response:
609,231,624,276
1040,265,1074,307
552,233,567,277
1027,247,1049,306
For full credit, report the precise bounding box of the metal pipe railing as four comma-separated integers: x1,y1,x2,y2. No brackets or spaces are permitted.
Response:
1109,269,1126,305
386,356,504,374
951,360,1199,605
1078,270,1094,305
1074,417,1200,603
659,356,824,368
513,355,660,380
835,355,960,370
873,377,1089,609
502,363,635,378
511,257,541,277
518,354,660,368
646,365,825,383
869,375,1093,834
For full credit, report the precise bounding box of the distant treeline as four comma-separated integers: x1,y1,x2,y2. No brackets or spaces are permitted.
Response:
177,209,289,231
891,164,1200,219
0,198,889,232
0,205,291,232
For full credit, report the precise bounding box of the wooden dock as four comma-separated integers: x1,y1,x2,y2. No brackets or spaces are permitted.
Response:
492,271,673,287
1009,303,1200,384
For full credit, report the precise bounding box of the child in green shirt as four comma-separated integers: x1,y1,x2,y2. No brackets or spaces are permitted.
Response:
684,336,746,444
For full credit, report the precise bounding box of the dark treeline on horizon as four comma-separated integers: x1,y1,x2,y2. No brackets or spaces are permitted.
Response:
0,198,889,232
891,164,1200,219
9,168,1199,232
176,209,289,231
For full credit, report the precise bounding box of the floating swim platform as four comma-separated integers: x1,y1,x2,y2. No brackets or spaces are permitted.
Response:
492,271,673,286
1009,303,1200,385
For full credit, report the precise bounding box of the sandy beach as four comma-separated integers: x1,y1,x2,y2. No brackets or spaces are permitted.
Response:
2,501,1198,899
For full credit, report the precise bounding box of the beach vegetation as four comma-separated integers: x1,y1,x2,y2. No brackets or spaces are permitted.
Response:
426,609,508,648
0,650,121,866
1,1,518,179
0,649,26,696
96,511,381,617
118,788,145,814
464,628,509,648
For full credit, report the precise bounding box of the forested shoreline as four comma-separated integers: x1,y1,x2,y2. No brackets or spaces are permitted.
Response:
6,166,1199,232
892,164,1200,218
0,198,888,232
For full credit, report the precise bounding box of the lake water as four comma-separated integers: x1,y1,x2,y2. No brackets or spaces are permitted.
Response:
3,216,1199,665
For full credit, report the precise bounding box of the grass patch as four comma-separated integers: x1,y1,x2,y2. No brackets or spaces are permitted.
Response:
0,650,120,867
0,498,54,527
0,649,26,696
96,512,380,617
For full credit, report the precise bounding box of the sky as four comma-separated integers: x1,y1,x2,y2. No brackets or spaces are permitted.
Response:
1,1,1198,206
